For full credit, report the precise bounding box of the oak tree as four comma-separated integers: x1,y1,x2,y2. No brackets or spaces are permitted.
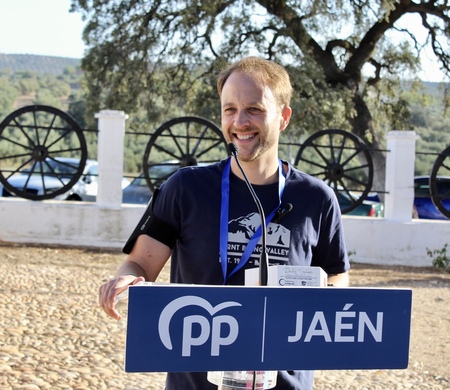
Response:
71,0,450,190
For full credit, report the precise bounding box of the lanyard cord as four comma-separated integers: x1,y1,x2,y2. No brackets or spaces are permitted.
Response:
219,158,286,284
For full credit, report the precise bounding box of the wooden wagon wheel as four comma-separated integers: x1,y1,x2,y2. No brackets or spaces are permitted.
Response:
0,105,87,200
430,145,450,219
143,116,227,191
294,129,374,214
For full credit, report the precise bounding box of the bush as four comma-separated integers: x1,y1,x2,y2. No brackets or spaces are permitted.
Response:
426,244,450,271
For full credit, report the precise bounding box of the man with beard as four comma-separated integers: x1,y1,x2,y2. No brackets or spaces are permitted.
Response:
99,56,350,389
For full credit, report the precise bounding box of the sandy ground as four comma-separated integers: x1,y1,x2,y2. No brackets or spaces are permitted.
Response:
0,242,449,389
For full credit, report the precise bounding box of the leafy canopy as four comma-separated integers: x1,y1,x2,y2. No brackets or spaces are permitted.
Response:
70,0,450,187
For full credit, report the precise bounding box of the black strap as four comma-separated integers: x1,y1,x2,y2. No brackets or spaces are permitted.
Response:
122,188,179,254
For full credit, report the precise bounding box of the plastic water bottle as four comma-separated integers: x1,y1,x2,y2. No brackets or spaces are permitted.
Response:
207,370,277,389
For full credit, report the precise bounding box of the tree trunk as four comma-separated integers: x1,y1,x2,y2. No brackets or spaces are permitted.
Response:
350,92,386,200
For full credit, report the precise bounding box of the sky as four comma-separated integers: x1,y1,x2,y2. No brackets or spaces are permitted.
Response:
0,0,446,82
0,0,85,59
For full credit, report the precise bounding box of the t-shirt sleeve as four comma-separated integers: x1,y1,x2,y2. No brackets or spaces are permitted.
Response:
122,187,179,254
311,189,350,275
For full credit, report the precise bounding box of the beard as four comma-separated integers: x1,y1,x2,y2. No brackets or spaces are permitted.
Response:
228,130,279,163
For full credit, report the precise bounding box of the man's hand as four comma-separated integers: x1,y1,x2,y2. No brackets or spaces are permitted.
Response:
327,271,350,287
99,275,145,320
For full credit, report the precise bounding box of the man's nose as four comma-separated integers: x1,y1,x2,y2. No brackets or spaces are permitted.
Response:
234,110,250,129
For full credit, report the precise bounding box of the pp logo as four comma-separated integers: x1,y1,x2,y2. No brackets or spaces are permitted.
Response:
158,296,241,357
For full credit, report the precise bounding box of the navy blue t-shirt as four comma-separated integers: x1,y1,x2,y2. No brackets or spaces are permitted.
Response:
124,158,349,389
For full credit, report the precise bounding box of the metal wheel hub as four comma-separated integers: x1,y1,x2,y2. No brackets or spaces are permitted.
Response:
327,163,345,180
180,155,198,167
32,145,49,161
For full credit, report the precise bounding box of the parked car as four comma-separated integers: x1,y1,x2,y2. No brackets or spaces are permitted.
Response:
414,176,450,220
0,157,130,201
122,162,181,204
336,191,384,217
122,174,153,204
122,164,384,218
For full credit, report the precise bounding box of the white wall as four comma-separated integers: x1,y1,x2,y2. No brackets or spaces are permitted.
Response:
1,198,448,267
1,112,449,267
0,197,144,249
342,217,450,266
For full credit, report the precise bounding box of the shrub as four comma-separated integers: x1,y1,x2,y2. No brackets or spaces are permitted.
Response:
426,244,450,271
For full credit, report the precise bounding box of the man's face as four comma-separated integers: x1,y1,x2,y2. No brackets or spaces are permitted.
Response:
220,71,291,163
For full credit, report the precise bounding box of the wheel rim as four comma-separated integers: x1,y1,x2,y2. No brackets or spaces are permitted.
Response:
430,145,450,219
0,105,87,200
143,116,227,191
294,129,374,214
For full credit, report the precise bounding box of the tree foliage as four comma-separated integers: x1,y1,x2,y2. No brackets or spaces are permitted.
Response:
0,54,449,177
70,0,450,188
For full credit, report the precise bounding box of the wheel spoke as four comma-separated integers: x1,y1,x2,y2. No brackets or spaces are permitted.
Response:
296,155,328,171
151,142,183,161
0,151,35,161
338,149,361,168
338,178,357,210
190,123,210,156
2,158,35,180
328,132,339,163
310,142,333,165
343,163,370,173
41,113,58,147
44,128,75,150
0,135,34,153
41,160,67,186
340,174,368,190
335,133,347,164
438,161,450,174
434,189,450,201
195,139,224,158
310,169,329,178
46,147,83,157
11,117,38,149
32,109,42,147
184,121,192,155
167,126,186,156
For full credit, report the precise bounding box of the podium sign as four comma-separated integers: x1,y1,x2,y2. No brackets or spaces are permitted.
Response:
125,285,411,372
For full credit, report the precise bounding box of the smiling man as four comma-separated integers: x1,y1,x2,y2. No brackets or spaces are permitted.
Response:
99,57,350,390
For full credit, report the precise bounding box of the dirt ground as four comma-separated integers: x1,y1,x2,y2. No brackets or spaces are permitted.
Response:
348,261,450,379
1,242,449,389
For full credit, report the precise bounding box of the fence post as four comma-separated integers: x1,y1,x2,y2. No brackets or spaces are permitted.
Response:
94,110,128,208
384,131,418,221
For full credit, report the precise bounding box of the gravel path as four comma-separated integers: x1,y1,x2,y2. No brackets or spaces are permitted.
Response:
1,243,449,389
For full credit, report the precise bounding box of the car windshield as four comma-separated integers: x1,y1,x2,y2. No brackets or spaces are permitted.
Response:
415,177,450,198
147,162,180,186
437,178,450,196
129,176,148,187
414,178,430,198
23,158,80,179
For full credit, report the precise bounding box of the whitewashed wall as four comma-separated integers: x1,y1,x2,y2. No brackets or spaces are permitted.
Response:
0,111,449,267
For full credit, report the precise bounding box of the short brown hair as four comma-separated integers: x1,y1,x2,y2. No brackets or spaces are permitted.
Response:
217,57,293,107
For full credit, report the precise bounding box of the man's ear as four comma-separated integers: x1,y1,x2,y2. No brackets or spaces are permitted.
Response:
280,105,292,131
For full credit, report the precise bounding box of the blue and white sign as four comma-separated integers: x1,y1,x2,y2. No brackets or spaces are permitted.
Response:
125,285,412,372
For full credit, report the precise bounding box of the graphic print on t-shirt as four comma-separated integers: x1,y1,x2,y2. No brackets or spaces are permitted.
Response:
227,212,291,266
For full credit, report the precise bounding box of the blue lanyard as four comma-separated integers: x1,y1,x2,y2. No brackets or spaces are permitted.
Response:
219,158,286,284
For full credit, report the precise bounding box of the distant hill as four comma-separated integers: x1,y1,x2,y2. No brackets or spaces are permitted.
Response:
422,81,448,97
0,54,81,75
